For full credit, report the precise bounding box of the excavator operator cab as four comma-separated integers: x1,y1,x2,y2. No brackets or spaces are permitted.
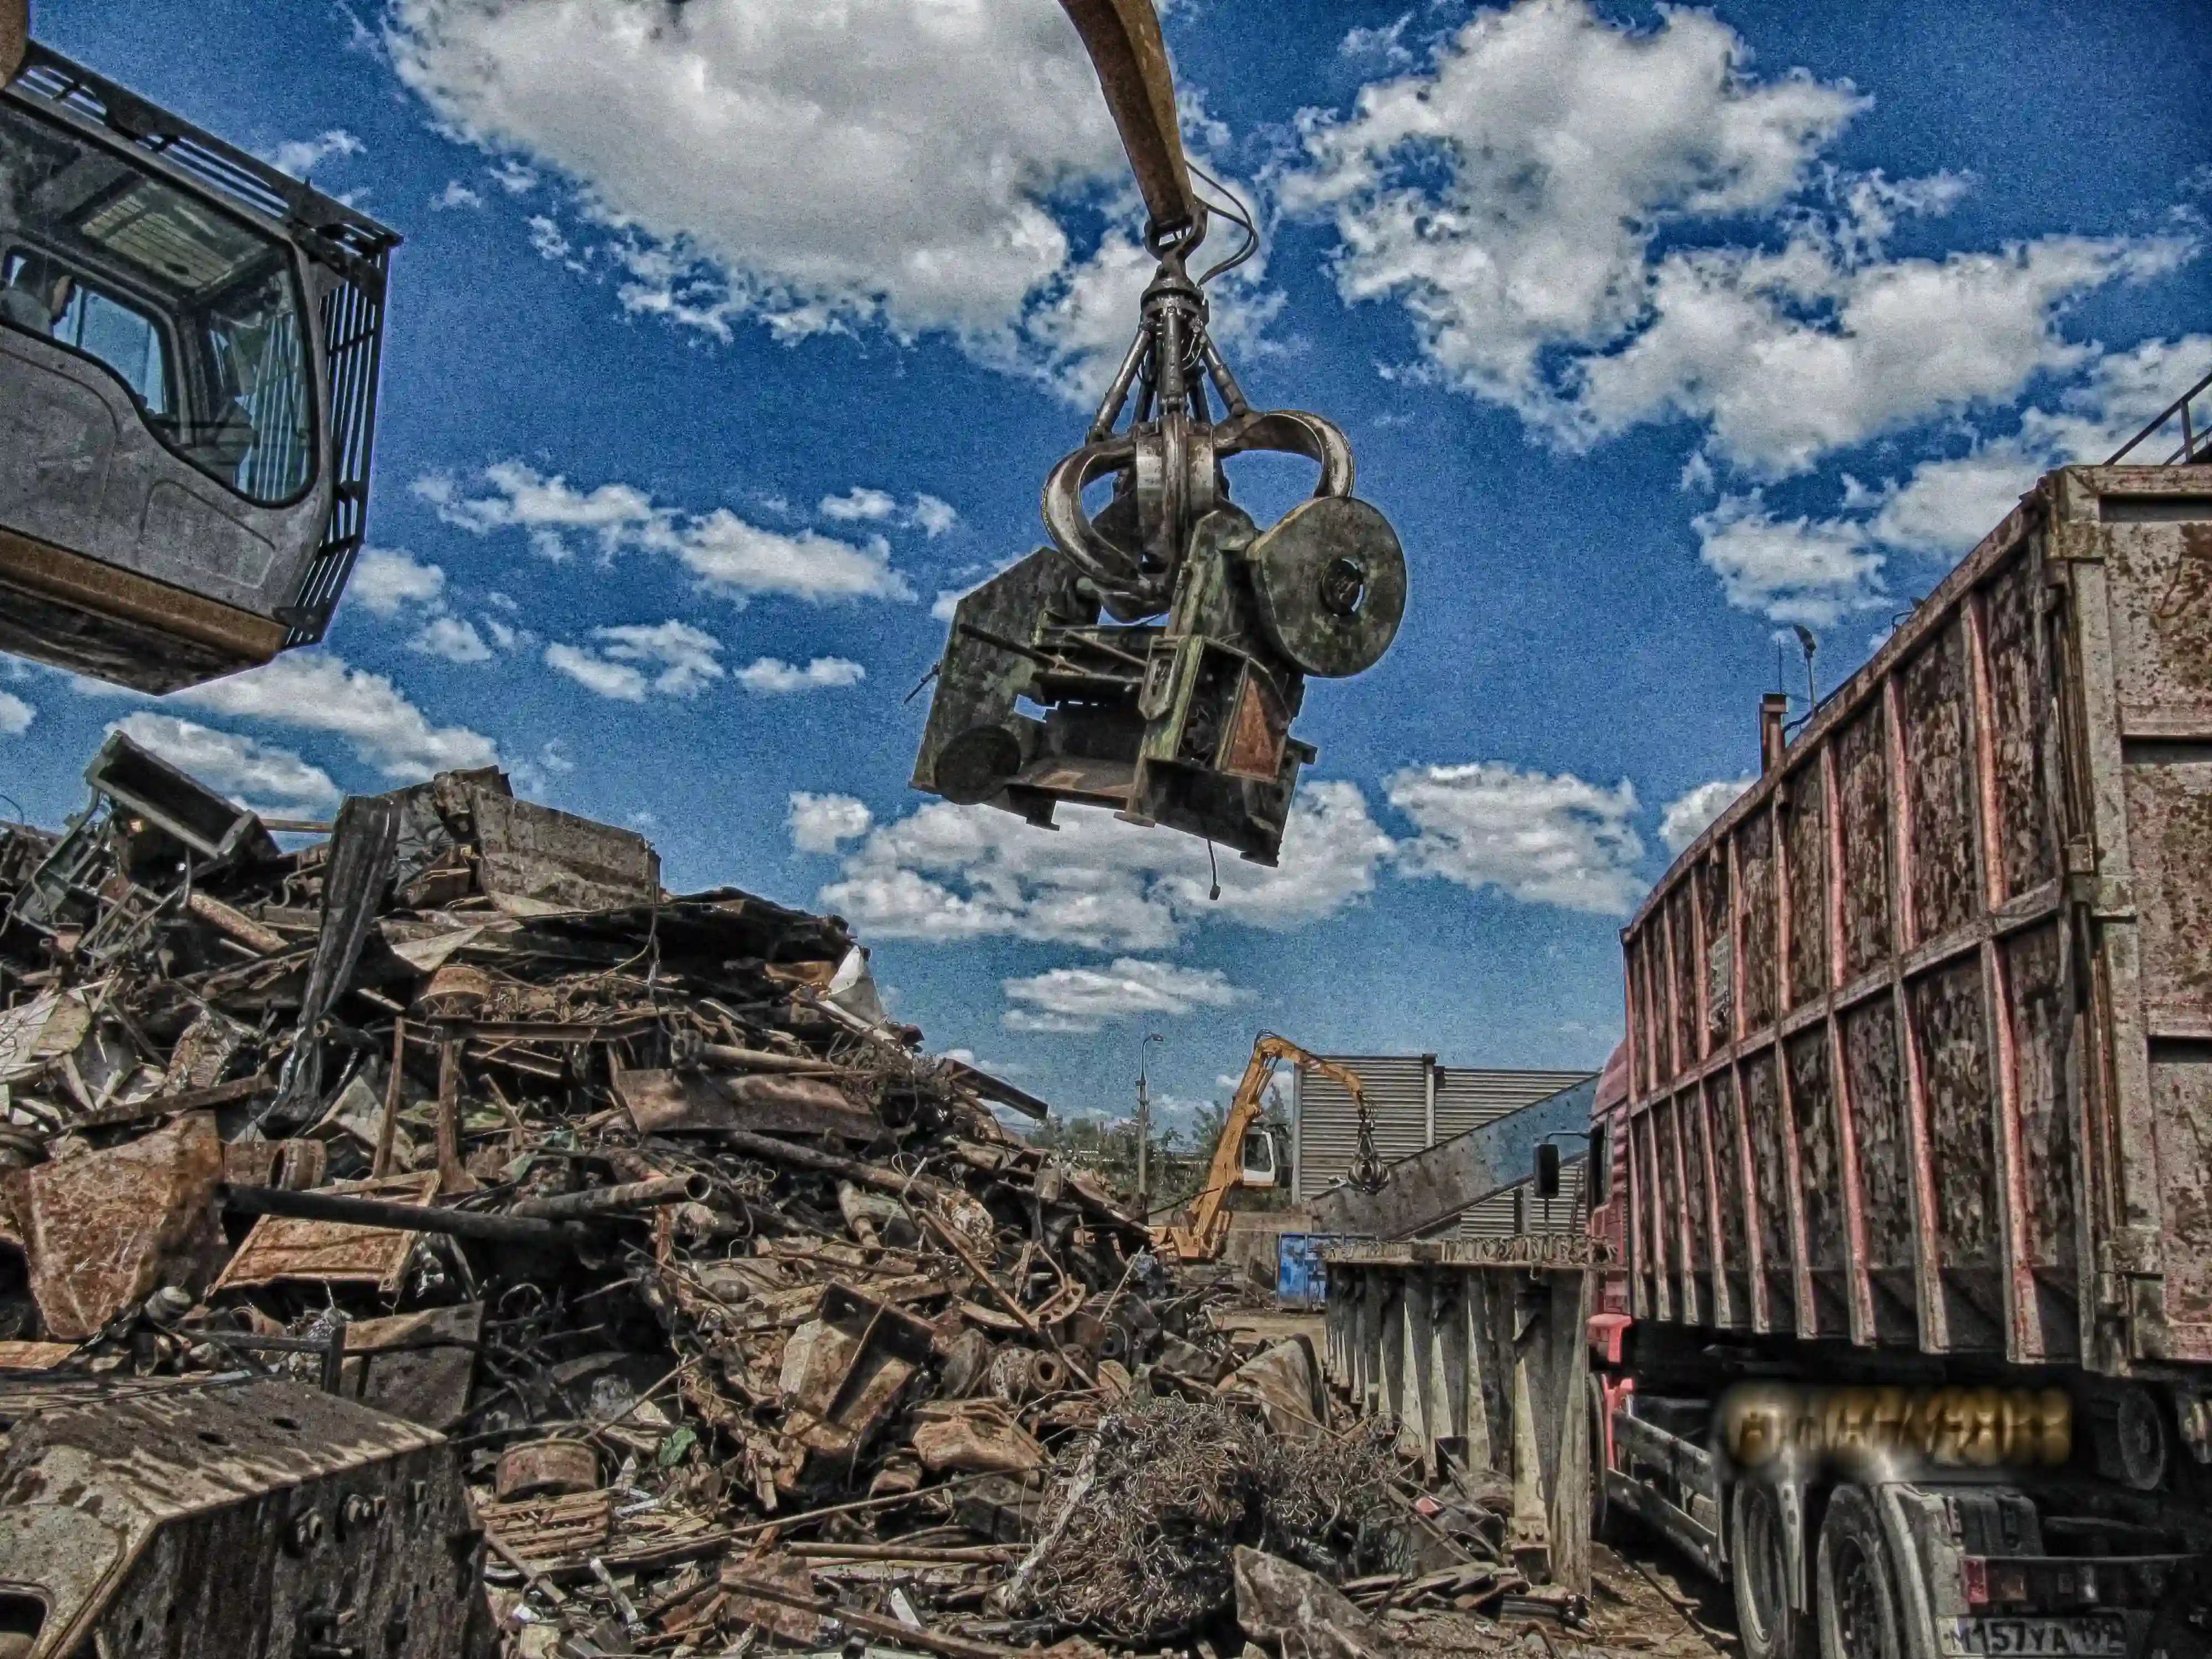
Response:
1238,1125,1278,1190
0,44,398,691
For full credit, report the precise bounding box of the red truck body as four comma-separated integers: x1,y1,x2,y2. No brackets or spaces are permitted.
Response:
1584,465,2212,1659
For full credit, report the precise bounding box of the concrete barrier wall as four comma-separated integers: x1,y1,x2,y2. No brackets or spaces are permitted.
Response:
1321,1238,1597,1592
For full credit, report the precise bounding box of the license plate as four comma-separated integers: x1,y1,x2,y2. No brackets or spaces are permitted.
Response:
1942,1616,2129,1657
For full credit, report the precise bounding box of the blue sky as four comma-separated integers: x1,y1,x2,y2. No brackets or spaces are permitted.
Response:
6,0,2208,1129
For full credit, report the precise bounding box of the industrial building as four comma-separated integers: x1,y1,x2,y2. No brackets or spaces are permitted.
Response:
1292,1055,1595,1237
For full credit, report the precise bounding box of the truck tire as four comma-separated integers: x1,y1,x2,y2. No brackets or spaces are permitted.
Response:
1731,1481,1808,1659
1816,1485,1906,1659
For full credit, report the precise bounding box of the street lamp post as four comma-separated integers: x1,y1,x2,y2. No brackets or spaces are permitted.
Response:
1136,1032,1164,1216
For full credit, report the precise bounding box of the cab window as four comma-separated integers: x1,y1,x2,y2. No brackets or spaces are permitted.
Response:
4,251,173,414
1,100,315,506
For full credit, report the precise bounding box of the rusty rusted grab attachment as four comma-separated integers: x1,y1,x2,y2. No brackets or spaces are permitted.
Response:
911,242,1406,865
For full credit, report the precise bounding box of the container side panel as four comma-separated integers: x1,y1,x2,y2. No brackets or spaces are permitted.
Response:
1683,1089,1712,1271
1787,1028,1849,1333
1907,954,2005,1349
1901,625,1980,943
1708,1070,1749,1272
1700,857,1734,1049
1655,1098,1684,1286
1744,1048,1793,1327
1668,886,1699,1079
2123,755,2212,1039
2107,519,2212,739
2147,1042,2212,1361
2002,919,2080,1357
1628,940,1653,1097
1785,767,1830,1008
1741,812,1779,1035
1841,998,1916,1285
1981,555,2060,899
1836,707,1893,979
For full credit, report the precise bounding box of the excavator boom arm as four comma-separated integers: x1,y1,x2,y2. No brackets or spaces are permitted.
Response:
1164,1034,1368,1259
1055,0,1198,246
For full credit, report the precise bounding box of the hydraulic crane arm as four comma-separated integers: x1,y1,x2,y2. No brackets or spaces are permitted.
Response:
1055,0,1201,248
1155,1033,1369,1261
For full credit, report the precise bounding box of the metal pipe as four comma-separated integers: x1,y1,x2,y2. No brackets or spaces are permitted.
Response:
508,1174,711,1219
221,1183,575,1245
696,1042,846,1076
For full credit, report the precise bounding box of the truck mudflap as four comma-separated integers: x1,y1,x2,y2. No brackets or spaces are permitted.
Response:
1872,1483,2209,1659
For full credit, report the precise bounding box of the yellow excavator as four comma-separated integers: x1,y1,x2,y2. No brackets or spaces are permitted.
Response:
1151,1032,1375,1263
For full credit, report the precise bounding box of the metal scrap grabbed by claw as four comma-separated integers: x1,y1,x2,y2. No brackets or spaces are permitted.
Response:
910,225,1408,866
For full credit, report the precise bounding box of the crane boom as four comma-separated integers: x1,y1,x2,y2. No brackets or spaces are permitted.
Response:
1055,0,1199,247
1153,1033,1368,1262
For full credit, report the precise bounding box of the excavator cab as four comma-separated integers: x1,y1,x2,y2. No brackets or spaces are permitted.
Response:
1238,1125,1278,1190
0,42,398,691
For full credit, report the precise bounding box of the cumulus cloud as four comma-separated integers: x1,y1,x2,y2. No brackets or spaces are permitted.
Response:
418,462,915,604
820,488,959,536
110,713,340,817
787,792,875,854
545,620,726,701
1282,0,2188,475
267,128,364,179
1000,958,1253,1034
735,656,865,695
159,650,499,779
814,782,1392,951
1389,761,1645,915
352,547,447,617
0,690,33,736
432,179,483,211
1692,492,1891,625
1660,776,1755,854
411,615,494,664
1689,332,2212,621
387,0,1118,338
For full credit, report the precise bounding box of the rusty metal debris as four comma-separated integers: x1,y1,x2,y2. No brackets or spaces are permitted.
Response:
0,735,1657,1658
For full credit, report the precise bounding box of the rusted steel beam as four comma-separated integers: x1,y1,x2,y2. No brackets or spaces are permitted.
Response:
508,1174,711,1219
221,1183,575,1245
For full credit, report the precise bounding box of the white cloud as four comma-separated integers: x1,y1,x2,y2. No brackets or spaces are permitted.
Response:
352,547,447,617
1282,0,2189,474
526,214,581,268
911,494,958,538
1690,331,2212,622
418,461,915,604
109,713,340,817
410,615,494,664
545,620,727,701
1389,761,1645,915
820,487,960,538
1001,957,1253,1034
735,656,865,695
0,690,32,736
487,158,538,194
539,738,575,775
1660,777,1755,854
787,792,875,854
432,179,484,211
267,128,364,178
385,0,1125,346
820,487,897,524
816,781,1391,950
1693,493,1889,625
160,650,499,779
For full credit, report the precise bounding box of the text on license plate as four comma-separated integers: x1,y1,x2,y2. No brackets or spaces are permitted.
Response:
1943,1616,2129,1657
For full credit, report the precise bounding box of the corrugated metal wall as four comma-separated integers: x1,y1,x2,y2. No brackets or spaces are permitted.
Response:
1296,1057,1593,1239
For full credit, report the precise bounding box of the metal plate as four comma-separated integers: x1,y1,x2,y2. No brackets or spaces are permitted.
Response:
1248,496,1405,678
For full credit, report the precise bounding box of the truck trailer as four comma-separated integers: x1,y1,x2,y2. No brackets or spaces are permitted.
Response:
1589,462,2212,1659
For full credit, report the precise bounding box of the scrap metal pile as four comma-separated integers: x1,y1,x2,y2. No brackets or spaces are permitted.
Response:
0,733,1583,1659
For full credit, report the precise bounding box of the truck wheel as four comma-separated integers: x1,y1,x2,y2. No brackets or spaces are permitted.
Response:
1731,1481,1808,1659
1816,1485,1905,1659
